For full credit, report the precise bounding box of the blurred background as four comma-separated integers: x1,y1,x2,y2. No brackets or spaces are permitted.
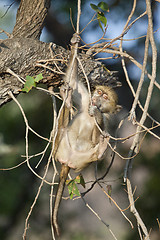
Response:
0,0,160,239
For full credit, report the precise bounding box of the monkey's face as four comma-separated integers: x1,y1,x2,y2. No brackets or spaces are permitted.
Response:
91,86,118,113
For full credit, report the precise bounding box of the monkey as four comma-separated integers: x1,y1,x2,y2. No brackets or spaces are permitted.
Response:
89,85,120,135
52,33,121,236
55,85,120,172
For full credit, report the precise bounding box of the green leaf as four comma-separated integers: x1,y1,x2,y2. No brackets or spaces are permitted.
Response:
98,2,109,12
68,182,74,195
79,174,86,188
66,175,85,199
97,12,107,26
75,176,80,184
74,175,85,188
72,183,80,197
66,180,74,199
67,179,80,199
21,74,43,93
90,3,99,12
35,73,43,83
98,19,104,32
22,76,36,93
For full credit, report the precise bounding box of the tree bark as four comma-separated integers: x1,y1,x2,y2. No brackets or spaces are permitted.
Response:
12,0,51,39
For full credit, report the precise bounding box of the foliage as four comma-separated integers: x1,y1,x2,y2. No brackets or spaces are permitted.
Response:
66,174,85,199
90,1,109,32
22,74,43,93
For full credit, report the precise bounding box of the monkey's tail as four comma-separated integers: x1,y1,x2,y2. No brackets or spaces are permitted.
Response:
52,164,70,236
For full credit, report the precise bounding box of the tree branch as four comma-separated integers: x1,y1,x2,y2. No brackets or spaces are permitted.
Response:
0,37,120,107
12,0,51,39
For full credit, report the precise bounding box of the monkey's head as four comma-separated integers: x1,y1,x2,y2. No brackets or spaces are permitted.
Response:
91,85,121,114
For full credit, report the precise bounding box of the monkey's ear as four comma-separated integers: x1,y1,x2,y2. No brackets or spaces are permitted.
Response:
115,105,122,112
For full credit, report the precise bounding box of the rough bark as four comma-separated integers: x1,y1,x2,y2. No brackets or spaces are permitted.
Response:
0,37,119,106
12,0,51,39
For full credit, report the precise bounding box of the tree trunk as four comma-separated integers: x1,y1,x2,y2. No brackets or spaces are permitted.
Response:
12,0,51,39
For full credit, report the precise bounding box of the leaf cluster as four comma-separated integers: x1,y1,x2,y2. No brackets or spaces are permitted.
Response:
22,74,43,93
90,1,109,32
66,174,85,199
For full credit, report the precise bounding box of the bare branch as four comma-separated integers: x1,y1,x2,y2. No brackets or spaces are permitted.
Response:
126,179,150,240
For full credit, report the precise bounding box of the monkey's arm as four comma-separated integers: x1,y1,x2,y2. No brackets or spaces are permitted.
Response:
61,33,90,113
89,104,103,125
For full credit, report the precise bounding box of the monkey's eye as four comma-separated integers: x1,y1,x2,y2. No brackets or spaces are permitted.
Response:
103,94,108,100
97,90,102,95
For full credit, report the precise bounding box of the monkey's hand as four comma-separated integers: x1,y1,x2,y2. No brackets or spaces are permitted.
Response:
89,104,103,125
71,33,80,45
88,104,97,116
60,84,73,109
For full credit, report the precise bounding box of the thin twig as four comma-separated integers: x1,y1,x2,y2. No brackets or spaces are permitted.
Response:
6,68,25,84
50,172,57,240
36,63,65,75
98,183,134,229
126,178,150,240
23,154,52,239
92,10,146,57
81,197,118,240
8,91,54,185
123,0,157,239
82,151,115,197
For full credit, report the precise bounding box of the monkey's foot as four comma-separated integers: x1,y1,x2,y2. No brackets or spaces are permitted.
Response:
60,84,73,108
71,33,80,45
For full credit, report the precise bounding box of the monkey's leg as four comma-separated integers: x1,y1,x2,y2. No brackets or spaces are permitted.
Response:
98,135,109,159
52,164,70,236
60,83,73,109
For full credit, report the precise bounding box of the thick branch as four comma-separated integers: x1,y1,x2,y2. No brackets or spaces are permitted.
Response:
12,0,51,39
0,37,120,106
